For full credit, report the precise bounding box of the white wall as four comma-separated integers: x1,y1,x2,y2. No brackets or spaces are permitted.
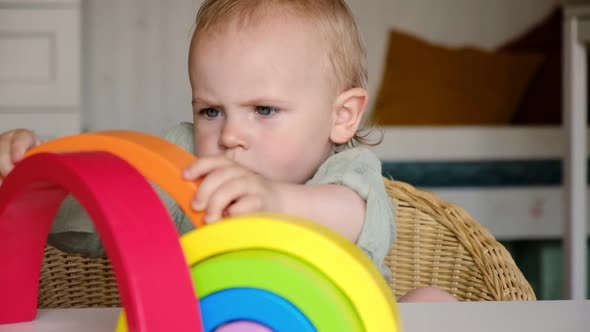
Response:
386,0,582,49
81,0,584,136
82,0,199,135
0,0,82,139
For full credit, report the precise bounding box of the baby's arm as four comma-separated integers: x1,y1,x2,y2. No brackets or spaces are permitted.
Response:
303,147,395,279
185,156,365,241
274,182,365,242
47,196,105,257
186,146,395,279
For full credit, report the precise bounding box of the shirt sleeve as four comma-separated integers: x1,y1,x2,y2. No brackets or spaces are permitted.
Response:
305,147,395,281
47,123,197,257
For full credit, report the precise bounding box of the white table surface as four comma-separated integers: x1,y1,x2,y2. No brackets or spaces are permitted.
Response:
0,300,587,332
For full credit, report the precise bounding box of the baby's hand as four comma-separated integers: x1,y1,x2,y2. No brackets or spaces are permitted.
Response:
183,156,281,223
0,129,42,184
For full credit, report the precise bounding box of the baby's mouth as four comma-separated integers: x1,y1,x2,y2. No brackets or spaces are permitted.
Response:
222,150,260,175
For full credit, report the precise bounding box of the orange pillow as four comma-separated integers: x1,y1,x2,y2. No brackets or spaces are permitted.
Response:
371,30,544,125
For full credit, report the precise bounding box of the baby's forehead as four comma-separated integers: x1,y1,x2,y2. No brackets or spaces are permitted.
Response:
192,20,337,78
194,7,326,47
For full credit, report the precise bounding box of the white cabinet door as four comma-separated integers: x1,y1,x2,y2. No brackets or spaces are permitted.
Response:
0,0,80,138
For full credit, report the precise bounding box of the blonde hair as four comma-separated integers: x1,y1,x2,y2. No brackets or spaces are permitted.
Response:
193,0,380,148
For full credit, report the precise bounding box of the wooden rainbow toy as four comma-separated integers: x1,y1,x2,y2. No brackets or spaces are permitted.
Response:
0,130,401,332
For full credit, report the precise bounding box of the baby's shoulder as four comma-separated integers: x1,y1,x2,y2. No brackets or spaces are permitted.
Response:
321,147,381,172
307,147,382,186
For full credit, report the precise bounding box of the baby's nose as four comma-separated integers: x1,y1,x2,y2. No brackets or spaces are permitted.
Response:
219,122,248,150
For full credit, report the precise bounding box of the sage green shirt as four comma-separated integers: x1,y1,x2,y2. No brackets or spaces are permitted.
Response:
48,123,395,280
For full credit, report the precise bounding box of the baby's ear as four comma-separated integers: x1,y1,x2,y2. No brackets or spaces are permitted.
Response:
330,87,368,145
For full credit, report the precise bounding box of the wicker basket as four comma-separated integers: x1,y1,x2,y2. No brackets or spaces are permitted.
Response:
38,245,119,308
38,179,535,308
385,179,536,301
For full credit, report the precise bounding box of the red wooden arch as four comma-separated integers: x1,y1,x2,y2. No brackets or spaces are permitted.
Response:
0,152,203,332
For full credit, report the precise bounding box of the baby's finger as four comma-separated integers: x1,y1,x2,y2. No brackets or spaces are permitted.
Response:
0,132,16,177
11,130,40,163
193,165,250,211
225,195,262,217
183,156,234,180
204,175,253,223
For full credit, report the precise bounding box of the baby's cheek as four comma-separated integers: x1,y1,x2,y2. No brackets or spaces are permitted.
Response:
195,140,219,157
194,126,222,154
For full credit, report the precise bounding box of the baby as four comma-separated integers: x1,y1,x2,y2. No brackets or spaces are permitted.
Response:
0,0,455,302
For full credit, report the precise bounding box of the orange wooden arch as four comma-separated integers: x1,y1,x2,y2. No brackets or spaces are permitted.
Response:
25,130,205,228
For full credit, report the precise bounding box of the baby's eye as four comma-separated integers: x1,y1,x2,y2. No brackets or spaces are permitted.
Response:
200,108,221,118
255,106,278,116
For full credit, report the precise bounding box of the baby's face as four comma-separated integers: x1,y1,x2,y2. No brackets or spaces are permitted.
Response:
189,13,338,183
